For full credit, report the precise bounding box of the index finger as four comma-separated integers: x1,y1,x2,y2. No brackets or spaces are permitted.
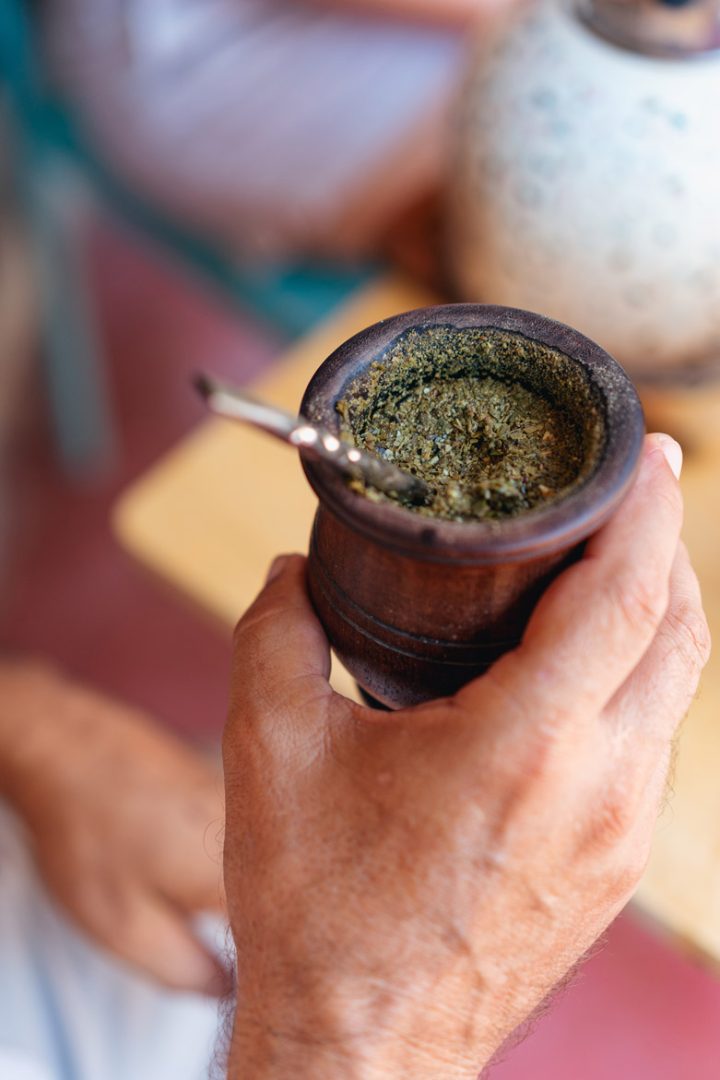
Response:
457,434,684,723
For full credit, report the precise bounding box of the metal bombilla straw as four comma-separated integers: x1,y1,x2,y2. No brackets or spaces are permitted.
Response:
194,374,431,505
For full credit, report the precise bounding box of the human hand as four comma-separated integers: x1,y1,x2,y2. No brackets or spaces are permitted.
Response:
222,432,709,1078
0,665,227,995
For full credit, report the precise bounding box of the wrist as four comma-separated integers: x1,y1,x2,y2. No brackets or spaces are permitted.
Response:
222,879,516,1078
227,966,493,1080
228,1011,490,1080
228,962,385,1078
228,1012,373,1080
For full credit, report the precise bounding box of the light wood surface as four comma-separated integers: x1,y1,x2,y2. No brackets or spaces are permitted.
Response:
113,275,435,702
634,381,720,963
114,274,720,968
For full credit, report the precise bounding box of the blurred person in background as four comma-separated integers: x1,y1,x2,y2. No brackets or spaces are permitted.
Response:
0,151,227,1079
38,0,515,262
0,661,227,1079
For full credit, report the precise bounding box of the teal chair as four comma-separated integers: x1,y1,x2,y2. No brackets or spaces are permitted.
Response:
0,0,373,470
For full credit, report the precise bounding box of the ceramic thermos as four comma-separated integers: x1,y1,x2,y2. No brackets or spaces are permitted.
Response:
450,0,720,380
300,305,644,710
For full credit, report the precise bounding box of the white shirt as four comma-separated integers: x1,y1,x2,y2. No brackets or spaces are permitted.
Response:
0,802,223,1080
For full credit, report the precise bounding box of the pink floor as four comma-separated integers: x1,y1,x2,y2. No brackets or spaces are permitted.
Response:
2,221,719,1077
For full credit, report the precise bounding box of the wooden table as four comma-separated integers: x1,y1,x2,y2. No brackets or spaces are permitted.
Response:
114,273,720,969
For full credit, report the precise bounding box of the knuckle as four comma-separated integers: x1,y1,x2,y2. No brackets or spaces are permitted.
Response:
577,784,652,904
602,841,650,906
233,602,285,665
666,604,712,674
231,618,244,649
580,778,640,853
592,790,637,847
232,612,254,651
613,572,668,638
497,723,563,791
232,602,269,648
513,740,553,786
654,475,684,518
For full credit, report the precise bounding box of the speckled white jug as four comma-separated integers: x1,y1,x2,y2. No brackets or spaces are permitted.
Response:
450,0,720,378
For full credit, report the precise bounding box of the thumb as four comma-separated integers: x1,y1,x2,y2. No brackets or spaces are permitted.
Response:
228,554,332,725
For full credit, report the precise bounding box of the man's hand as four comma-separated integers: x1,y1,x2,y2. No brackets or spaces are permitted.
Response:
0,665,227,995
222,433,709,1078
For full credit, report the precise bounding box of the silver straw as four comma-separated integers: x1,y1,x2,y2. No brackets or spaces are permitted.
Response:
194,374,431,504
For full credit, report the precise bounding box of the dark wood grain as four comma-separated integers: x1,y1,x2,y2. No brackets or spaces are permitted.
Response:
301,304,645,708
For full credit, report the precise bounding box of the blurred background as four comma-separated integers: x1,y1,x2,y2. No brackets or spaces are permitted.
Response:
2,0,720,1077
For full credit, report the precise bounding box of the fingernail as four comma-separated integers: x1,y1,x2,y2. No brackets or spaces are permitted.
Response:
653,433,683,479
265,555,289,585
